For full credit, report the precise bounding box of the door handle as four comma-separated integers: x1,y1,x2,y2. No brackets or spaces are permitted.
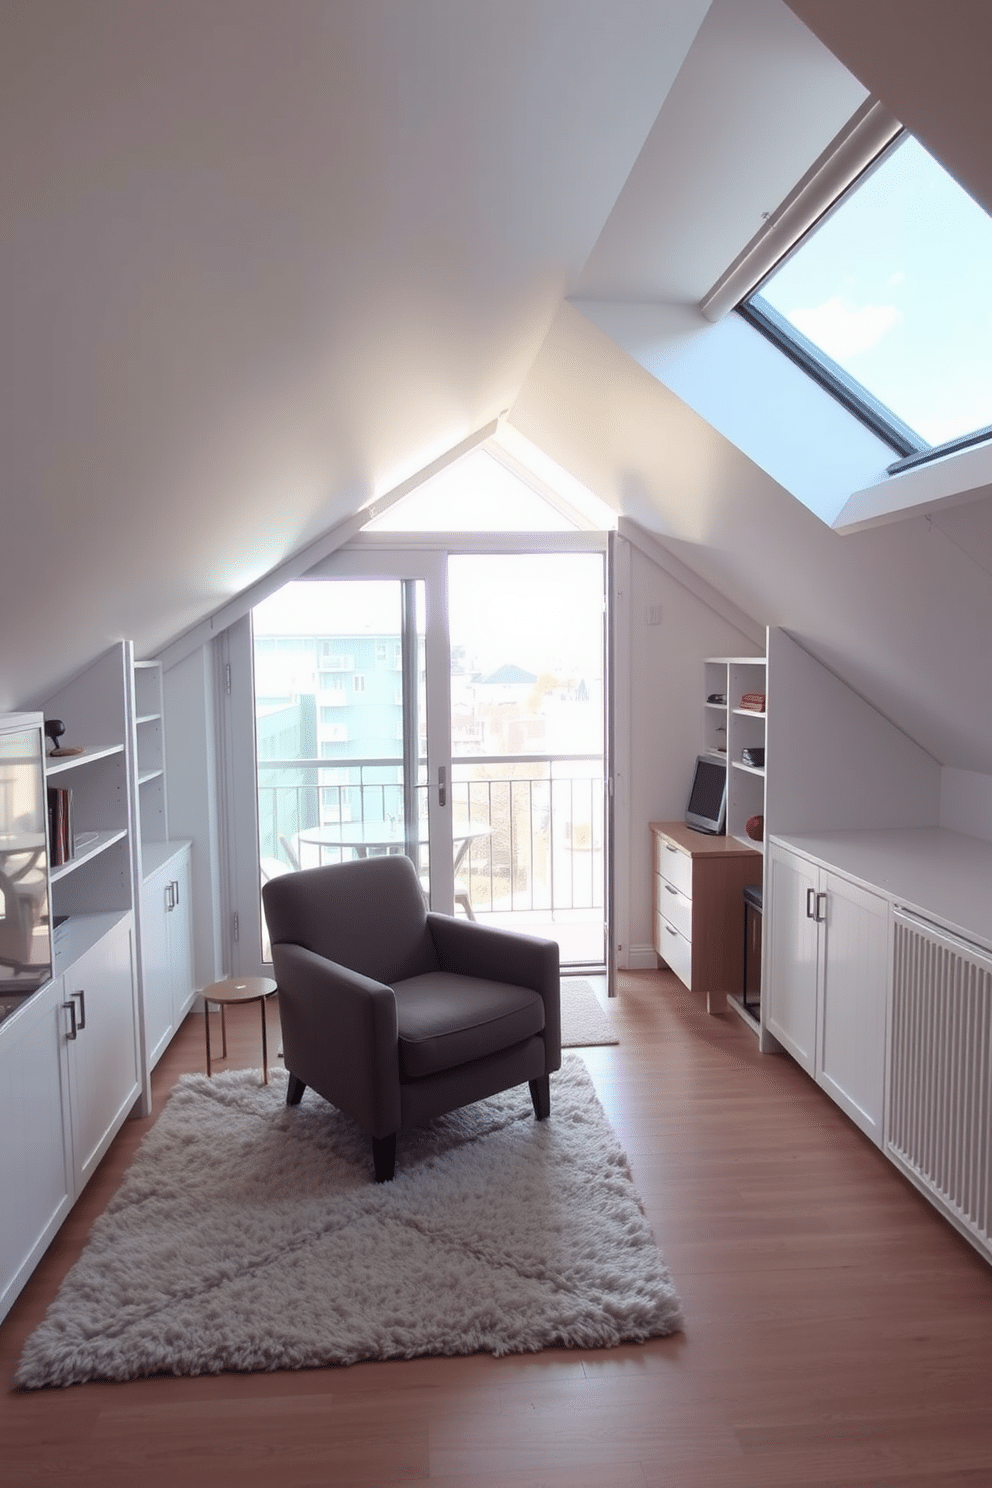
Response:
806,887,816,919
438,765,447,808
72,989,86,1030
63,999,77,1040
815,891,827,923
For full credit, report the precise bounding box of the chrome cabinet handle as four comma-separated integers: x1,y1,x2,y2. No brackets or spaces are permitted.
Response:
438,765,447,808
72,989,86,1030
665,884,678,896
806,888,816,919
815,891,827,923
172,878,180,906
63,1000,77,1040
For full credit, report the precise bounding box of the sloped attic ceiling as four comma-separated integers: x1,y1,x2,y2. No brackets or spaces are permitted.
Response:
0,0,708,711
508,0,992,774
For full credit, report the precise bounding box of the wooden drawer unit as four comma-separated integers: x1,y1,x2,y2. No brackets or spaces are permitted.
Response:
654,831,693,898
650,822,763,1014
657,877,693,941
656,916,693,987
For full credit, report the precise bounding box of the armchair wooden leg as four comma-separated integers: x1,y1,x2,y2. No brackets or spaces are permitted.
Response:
372,1133,397,1183
286,1073,307,1106
529,1074,550,1120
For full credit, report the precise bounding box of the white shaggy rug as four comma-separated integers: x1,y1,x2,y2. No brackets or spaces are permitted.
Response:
560,979,618,1047
17,1057,681,1388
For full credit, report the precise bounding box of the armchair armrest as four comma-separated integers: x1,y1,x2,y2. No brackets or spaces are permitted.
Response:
426,915,561,1067
271,943,402,1137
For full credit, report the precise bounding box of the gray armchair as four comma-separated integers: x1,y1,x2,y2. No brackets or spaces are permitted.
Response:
261,853,561,1181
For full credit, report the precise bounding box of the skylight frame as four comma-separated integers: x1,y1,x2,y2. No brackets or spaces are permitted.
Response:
737,295,924,459
735,126,992,473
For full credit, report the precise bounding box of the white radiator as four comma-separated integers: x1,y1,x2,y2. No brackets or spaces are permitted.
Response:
889,911,992,1258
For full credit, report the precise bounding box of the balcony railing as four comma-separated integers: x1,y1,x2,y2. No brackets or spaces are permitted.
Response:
257,752,604,961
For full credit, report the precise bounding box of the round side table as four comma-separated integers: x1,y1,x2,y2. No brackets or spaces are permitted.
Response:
202,976,278,1083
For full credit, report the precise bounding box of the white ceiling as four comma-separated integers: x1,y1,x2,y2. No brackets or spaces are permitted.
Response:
0,0,707,707
3,0,992,774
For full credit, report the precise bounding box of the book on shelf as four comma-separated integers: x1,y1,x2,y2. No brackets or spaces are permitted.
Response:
47,786,74,867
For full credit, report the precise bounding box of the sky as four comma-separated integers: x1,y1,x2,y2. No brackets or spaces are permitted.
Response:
759,134,992,448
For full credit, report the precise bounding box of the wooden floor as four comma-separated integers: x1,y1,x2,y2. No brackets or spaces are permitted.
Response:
3,970,992,1488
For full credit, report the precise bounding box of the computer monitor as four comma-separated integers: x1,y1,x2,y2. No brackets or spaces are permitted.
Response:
684,754,727,835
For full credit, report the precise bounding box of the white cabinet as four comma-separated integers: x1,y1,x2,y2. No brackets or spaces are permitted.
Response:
132,657,195,1090
0,916,140,1320
0,650,196,1324
765,842,819,1072
0,979,73,1321
62,915,140,1189
651,822,762,1013
140,844,193,1070
765,840,888,1146
817,871,889,1145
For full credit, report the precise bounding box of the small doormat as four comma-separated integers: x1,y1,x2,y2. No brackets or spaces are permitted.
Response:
560,979,618,1047
17,1058,679,1387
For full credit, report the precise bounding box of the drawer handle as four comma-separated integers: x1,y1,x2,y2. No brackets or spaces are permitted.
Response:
665,924,678,936
665,884,679,896
665,844,679,854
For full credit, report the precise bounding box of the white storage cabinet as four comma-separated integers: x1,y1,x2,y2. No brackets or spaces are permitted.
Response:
765,839,889,1147
61,914,140,1189
140,842,194,1070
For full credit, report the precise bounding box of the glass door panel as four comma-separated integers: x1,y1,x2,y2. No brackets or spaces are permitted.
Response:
252,577,429,961
447,552,606,967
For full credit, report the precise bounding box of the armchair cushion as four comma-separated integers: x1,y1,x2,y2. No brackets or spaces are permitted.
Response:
392,973,545,1078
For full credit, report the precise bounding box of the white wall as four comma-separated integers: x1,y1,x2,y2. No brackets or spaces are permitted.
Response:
619,535,762,967
765,628,941,836
940,768,992,847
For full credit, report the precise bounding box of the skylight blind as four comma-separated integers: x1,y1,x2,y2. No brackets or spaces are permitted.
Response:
699,98,902,323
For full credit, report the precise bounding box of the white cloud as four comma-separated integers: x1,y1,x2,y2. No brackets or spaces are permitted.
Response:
789,297,901,361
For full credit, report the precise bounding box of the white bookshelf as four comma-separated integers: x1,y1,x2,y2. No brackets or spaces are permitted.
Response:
704,655,766,850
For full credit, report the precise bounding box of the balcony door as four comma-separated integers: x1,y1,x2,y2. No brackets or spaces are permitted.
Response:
227,539,607,974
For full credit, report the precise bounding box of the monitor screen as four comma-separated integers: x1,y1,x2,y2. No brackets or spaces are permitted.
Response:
685,755,727,834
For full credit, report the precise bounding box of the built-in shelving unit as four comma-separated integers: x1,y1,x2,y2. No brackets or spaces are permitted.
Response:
43,651,136,974
704,655,767,850
0,642,196,1324
133,660,172,878
130,657,195,1086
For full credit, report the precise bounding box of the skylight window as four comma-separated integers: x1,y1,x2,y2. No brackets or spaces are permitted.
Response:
740,134,992,466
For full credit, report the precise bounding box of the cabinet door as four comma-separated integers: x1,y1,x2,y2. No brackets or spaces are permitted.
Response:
817,874,889,1146
0,980,73,1322
167,847,194,1024
65,917,140,1189
140,866,174,1068
765,843,819,1073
